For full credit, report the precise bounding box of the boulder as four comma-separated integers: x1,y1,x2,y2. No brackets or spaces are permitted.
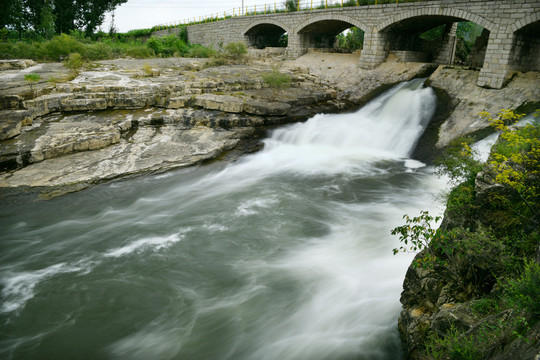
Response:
0,110,34,140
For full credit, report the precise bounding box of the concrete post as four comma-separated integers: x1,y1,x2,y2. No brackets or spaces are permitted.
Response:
477,30,513,89
359,28,388,69
286,32,308,59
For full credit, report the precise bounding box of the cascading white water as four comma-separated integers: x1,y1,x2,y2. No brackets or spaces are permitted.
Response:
0,79,447,360
472,113,539,163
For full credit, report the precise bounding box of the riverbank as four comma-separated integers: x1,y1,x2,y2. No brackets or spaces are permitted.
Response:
1,54,539,200
0,57,339,198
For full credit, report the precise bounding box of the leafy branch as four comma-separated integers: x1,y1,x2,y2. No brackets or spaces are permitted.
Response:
480,109,540,225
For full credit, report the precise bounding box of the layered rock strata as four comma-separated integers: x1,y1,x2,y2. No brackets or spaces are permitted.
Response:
0,58,339,198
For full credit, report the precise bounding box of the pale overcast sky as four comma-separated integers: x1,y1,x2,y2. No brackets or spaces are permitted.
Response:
102,0,284,32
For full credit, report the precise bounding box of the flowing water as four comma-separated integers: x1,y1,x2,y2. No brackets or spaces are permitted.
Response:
0,79,448,360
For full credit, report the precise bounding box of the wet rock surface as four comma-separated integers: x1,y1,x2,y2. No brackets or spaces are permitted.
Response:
0,58,342,197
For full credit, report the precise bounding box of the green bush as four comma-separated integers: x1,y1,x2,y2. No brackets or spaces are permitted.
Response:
64,52,84,75
125,46,155,58
262,69,291,89
177,26,188,43
43,34,84,60
503,260,540,316
223,42,247,60
188,44,216,58
425,325,484,360
146,34,189,57
82,42,113,60
146,36,164,55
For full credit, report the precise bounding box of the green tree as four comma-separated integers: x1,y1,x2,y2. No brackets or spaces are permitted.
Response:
2,0,127,36
336,27,364,52
54,0,128,35
284,0,300,12
39,1,56,39
1,0,28,40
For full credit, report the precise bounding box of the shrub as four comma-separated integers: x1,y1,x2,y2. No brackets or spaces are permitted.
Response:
146,36,164,55
125,46,154,58
82,42,112,60
0,43,14,59
64,52,84,76
502,260,540,316
146,34,190,57
24,73,41,96
10,41,41,59
177,26,188,43
480,110,539,228
262,68,291,99
43,34,84,60
188,44,217,58
223,42,247,61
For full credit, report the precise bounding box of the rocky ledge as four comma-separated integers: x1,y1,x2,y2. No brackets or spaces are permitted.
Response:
0,58,343,198
1,55,539,199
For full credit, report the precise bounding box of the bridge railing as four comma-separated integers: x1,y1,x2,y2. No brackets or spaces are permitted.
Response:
153,0,423,30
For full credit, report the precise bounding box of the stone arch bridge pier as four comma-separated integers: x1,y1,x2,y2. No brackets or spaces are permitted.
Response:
181,0,539,89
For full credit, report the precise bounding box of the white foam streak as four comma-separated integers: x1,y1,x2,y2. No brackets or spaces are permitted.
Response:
104,233,184,258
1,263,81,314
1,231,186,315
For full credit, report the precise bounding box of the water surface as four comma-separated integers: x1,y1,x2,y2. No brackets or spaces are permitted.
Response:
0,80,447,360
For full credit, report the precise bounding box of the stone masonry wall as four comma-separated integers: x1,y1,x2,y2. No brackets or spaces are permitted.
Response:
173,0,540,89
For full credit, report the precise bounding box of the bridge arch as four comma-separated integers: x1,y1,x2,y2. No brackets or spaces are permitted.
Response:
376,8,496,33
373,9,496,66
509,11,540,33
293,14,367,52
508,12,540,72
294,14,367,34
243,20,290,49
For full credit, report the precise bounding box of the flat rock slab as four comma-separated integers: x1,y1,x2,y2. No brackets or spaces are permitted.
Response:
0,125,239,197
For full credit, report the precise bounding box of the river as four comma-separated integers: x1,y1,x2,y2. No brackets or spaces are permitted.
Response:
0,79,448,360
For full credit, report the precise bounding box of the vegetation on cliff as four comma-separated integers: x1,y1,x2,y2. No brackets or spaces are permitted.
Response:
393,109,539,359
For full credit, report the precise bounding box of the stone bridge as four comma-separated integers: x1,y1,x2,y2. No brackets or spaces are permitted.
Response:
182,0,539,89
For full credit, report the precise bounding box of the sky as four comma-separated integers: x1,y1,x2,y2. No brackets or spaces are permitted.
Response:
101,0,276,32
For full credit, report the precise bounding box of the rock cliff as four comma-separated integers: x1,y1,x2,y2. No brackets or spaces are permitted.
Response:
398,146,540,359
